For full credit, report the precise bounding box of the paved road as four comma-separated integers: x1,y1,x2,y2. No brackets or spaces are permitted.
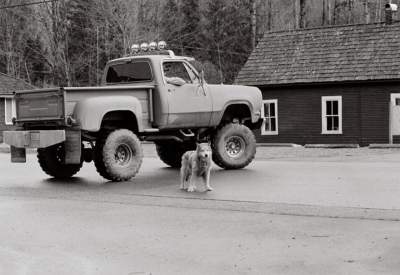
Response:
1,149,400,274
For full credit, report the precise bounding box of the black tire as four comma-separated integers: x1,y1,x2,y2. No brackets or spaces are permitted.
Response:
155,142,195,168
212,123,256,169
94,129,143,181
37,143,83,178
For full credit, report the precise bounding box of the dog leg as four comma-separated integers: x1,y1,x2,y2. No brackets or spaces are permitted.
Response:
180,166,186,190
205,170,213,191
187,171,197,192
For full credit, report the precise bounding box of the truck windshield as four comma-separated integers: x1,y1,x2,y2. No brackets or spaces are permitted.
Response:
106,61,152,83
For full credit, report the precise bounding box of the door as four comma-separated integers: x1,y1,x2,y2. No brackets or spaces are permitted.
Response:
390,93,400,142
163,61,212,128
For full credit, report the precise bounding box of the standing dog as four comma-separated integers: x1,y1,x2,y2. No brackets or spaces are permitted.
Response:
180,143,213,192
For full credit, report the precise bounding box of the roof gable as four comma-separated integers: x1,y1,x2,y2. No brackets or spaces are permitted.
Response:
0,73,35,95
236,22,400,86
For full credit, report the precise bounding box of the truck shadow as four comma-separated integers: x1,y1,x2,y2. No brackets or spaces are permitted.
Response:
41,166,259,192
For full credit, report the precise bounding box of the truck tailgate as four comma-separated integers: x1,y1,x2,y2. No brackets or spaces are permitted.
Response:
15,88,65,122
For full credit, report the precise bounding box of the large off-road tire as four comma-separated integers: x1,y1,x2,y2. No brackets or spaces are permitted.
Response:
37,143,83,178
155,142,196,168
94,129,143,181
212,123,256,169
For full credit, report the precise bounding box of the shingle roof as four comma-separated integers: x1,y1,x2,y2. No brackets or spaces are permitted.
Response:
0,72,35,95
236,21,400,86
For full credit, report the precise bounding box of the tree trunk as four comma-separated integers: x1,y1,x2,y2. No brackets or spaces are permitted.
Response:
250,0,257,49
267,0,272,31
295,0,306,29
364,0,370,23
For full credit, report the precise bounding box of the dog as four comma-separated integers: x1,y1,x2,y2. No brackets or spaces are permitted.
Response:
180,143,213,192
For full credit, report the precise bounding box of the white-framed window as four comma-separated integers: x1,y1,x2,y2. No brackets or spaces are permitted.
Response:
4,98,16,125
321,96,342,134
261,99,278,135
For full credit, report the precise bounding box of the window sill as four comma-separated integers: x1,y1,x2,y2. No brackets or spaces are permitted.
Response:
261,131,279,136
321,131,343,135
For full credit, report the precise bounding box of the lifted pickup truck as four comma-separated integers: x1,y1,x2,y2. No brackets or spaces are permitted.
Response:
4,47,262,181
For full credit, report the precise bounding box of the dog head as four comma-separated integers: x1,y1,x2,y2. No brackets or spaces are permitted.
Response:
196,143,212,160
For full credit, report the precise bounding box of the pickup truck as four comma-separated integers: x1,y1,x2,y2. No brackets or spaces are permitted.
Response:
4,47,263,181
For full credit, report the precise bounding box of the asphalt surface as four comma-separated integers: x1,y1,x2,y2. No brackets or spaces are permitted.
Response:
1,145,400,274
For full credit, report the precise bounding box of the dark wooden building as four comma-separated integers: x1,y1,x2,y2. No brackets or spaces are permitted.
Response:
0,73,34,142
236,21,400,146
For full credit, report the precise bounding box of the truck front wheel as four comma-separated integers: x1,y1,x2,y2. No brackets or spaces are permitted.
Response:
155,142,195,168
212,123,256,169
94,129,143,181
37,143,83,178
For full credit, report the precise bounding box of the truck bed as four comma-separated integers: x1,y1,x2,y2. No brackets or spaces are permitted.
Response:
14,85,155,129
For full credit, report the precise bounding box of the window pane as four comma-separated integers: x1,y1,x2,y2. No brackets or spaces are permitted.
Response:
5,99,12,124
271,118,276,131
333,116,339,130
184,63,199,84
264,119,271,131
326,101,332,115
106,62,152,83
270,103,275,116
163,62,191,83
332,101,338,115
327,116,333,130
264,103,270,117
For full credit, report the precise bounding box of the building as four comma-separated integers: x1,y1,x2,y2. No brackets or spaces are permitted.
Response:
236,20,400,146
0,73,35,142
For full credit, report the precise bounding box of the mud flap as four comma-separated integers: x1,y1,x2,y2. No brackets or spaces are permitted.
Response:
11,146,26,163
65,129,81,164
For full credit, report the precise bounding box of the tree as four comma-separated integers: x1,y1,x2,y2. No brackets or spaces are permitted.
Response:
180,0,201,56
202,0,253,83
295,0,307,28
160,0,180,49
0,0,35,79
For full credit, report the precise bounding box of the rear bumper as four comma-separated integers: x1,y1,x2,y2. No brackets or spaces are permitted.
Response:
3,130,66,148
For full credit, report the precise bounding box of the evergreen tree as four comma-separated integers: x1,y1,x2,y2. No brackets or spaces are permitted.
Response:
202,0,252,83
160,0,180,50
179,0,201,56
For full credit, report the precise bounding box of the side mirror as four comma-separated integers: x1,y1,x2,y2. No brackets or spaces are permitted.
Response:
166,77,186,86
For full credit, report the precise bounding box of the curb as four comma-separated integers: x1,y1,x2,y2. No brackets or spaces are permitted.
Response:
369,144,400,149
304,144,359,149
257,143,302,148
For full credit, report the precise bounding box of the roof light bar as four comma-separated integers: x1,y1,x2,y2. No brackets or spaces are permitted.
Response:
130,41,168,55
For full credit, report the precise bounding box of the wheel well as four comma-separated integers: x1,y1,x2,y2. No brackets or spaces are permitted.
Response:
221,104,251,123
100,111,138,133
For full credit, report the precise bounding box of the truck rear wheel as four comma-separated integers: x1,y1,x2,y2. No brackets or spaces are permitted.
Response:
212,123,256,169
37,143,83,178
94,129,143,181
155,142,195,168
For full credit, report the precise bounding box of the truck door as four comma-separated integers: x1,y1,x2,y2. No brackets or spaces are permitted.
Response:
163,61,212,128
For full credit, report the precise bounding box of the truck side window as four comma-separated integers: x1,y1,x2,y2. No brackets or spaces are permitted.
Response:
184,63,200,84
106,61,152,83
163,62,191,83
